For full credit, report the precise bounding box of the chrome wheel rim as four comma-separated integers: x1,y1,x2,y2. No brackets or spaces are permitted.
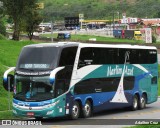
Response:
141,97,145,108
133,98,138,109
84,103,90,116
72,105,79,117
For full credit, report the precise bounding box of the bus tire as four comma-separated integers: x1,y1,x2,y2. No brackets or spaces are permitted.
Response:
139,94,147,110
71,101,80,120
131,95,138,111
82,100,92,118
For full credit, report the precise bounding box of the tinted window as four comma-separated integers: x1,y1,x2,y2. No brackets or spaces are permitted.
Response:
93,48,118,64
147,50,157,63
78,48,118,68
74,77,135,95
78,47,157,68
59,47,78,66
119,49,157,64
55,47,78,97
17,47,59,70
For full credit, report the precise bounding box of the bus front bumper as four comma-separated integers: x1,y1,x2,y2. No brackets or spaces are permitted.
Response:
13,104,66,118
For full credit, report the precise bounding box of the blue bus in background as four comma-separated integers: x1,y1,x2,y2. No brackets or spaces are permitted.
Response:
3,42,158,119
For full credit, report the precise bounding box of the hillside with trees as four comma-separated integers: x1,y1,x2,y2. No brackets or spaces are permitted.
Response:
39,0,160,22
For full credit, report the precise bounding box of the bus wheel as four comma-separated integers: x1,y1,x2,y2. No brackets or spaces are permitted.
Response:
83,100,92,118
139,94,146,109
131,95,138,111
71,101,80,119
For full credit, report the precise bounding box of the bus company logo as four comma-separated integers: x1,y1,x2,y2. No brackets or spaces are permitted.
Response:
107,65,134,77
29,107,32,110
2,120,11,125
16,71,51,76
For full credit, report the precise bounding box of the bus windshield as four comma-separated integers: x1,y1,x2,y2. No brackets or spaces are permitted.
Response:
14,75,54,101
17,46,59,71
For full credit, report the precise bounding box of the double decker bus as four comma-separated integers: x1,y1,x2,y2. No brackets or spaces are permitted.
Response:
3,42,158,119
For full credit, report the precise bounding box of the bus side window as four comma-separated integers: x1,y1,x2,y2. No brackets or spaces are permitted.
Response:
107,49,118,64
55,47,78,97
149,50,157,64
58,47,78,66
78,48,93,68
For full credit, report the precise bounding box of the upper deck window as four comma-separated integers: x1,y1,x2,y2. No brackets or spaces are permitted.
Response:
17,47,59,71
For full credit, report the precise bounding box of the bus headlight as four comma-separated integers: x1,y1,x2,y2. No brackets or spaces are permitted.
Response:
13,103,18,108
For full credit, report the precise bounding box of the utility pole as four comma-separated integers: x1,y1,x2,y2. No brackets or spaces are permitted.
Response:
117,11,120,27
51,21,53,42
113,11,115,30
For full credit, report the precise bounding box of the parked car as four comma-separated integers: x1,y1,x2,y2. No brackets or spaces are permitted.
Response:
57,33,71,39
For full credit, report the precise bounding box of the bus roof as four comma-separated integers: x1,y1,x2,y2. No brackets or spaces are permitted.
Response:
24,42,157,50
79,43,157,50
24,42,79,48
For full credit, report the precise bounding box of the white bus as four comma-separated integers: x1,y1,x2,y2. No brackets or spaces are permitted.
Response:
3,42,158,119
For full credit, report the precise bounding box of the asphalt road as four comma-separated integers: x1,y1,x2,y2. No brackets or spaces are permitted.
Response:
0,98,160,128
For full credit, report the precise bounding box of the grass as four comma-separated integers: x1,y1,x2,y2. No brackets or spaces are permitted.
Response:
0,97,12,111
125,125,160,128
0,39,39,119
40,33,144,43
0,111,15,119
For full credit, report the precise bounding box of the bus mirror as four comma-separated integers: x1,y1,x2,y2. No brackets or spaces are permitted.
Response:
3,74,14,92
50,67,65,84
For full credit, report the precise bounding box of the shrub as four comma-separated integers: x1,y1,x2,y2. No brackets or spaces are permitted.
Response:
0,20,6,36
152,35,156,43
0,34,6,40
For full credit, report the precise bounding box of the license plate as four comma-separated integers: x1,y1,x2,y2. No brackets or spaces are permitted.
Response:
27,112,34,116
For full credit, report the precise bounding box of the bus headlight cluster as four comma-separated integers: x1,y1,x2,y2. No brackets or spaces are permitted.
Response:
13,103,18,108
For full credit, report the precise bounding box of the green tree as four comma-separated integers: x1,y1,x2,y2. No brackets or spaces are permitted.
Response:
2,0,39,40
0,19,6,36
0,1,6,36
23,10,42,40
